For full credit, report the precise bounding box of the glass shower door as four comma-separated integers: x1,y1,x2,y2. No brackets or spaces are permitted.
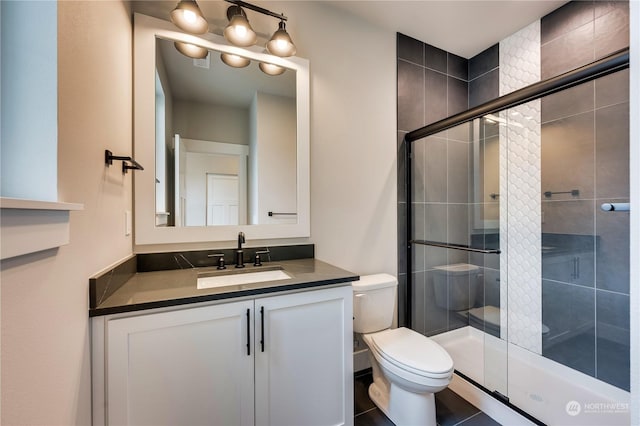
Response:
409,116,508,399
408,65,630,426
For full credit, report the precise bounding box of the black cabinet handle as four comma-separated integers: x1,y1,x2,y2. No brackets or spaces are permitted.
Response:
260,306,265,352
246,308,250,356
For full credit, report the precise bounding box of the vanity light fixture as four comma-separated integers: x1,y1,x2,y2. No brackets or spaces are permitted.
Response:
224,5,257,47
174,41,209,59
223,0,296,57
266,20,296,57
170,0,208,34
220,53,250,68
170,0,297,68
259,61,286,76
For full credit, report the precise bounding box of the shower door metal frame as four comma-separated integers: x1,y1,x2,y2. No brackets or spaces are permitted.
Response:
403,47,629,327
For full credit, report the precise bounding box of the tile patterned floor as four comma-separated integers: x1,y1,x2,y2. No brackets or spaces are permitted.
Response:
354,370,501,426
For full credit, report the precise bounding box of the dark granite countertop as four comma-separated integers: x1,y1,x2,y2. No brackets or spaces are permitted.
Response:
90,258,358,317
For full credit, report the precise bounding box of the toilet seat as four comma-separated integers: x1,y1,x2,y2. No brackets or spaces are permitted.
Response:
366,328,453,379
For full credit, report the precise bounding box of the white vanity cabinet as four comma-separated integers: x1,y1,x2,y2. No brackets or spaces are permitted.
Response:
92,285,353,426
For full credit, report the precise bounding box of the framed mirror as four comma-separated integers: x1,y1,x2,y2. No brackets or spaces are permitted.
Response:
134,13,310,245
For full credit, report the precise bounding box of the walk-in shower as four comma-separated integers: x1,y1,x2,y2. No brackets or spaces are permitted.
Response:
405,48,630,425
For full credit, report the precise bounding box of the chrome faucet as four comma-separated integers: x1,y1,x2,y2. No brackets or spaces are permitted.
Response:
235,232,246,268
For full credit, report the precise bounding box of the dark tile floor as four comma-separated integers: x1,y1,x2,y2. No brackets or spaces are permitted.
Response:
354,370,501,426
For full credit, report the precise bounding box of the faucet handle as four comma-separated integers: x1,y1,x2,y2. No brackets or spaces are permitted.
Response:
207,253,226,270
253,249,270,267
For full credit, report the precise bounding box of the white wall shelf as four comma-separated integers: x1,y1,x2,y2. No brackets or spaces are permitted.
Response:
0,197,84,260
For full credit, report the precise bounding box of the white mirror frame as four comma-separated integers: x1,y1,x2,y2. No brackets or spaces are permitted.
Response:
133,13,310,245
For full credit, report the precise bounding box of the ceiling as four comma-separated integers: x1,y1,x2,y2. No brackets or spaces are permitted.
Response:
325,1,568,58
134,1,568,59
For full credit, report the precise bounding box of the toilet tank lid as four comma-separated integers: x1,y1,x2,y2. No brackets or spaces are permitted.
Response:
352,273,397,291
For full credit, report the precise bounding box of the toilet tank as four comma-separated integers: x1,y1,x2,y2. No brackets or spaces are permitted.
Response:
352,274,398,334
433,263,480,311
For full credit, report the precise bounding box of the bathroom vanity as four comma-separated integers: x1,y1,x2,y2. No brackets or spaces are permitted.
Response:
90,253,356,426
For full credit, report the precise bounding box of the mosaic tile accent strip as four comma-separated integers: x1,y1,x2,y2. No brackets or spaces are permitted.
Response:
499,21,543,354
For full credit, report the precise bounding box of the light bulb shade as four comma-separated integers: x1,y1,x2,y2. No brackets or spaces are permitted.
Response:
220,53,250,68
259,62,286,76
224,7,257,47
174,41,209,59
170,0,208,34
266,21,296,57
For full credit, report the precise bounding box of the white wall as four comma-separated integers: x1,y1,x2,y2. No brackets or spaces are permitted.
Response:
253,92,297,224
289,2,397,275
155,43,174,216
173,100,249,144
0,2,133,424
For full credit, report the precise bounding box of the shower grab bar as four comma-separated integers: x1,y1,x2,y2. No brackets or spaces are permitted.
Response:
410,239,501,254
601,203,630,212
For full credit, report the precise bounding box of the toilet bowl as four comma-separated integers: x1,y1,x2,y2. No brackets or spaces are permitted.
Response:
353,274,454,426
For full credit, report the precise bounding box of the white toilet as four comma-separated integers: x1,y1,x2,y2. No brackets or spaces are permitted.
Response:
353,274,454,426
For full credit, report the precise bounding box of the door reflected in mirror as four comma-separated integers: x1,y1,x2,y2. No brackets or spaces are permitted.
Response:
154,37,297,227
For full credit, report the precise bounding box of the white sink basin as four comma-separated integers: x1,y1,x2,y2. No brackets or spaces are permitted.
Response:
197,269,292,290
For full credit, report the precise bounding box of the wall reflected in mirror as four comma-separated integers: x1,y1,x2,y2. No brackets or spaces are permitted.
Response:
154,37,297,227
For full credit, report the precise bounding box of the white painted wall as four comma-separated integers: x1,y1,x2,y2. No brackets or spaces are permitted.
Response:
252,92,297,225
0,2,133,424
155,43,174,217
173,100,249,144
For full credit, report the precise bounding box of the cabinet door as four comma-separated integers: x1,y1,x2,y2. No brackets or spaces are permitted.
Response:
255,286,353,426
107,301,254,426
